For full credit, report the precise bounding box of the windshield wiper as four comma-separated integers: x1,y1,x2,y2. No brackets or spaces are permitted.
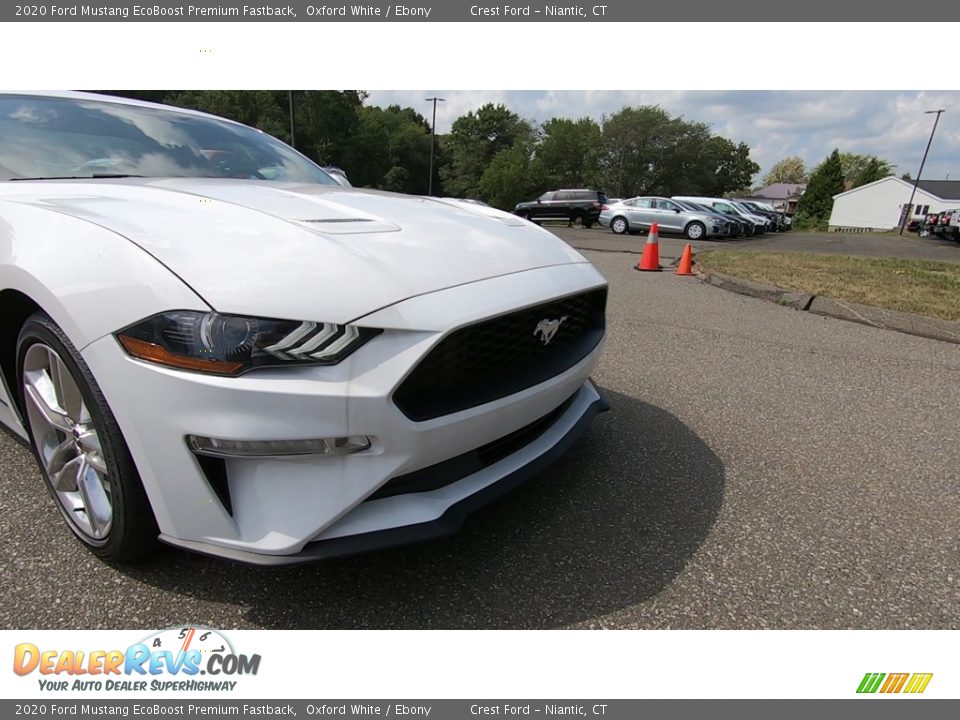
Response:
9,174,145,181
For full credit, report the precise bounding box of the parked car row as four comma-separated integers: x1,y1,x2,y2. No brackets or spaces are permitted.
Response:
512,189,791,240
915,208,960,242
601,195,789,239
735,199,793,231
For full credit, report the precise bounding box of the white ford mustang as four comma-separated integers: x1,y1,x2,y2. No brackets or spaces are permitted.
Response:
0,91,608,565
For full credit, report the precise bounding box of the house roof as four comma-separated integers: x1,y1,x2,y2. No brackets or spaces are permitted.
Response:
913,180,960,200
750,183,806,200
833,175,960,202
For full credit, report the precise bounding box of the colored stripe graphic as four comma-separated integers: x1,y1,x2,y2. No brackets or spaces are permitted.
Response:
903,673,933,694
857,672,933,694
857,673,885,693
880,673,909,693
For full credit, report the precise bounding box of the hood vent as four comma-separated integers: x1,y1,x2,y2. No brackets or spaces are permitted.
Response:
294,216,400,235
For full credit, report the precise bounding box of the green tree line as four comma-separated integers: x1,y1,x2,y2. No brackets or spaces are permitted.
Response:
103,91,760,208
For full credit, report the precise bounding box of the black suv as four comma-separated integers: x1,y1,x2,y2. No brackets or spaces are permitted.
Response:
515,189,608,228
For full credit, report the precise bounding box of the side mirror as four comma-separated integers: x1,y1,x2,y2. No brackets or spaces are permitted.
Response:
674,208,681,213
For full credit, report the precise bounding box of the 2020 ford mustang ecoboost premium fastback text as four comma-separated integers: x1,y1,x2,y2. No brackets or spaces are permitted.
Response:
0,92,608,565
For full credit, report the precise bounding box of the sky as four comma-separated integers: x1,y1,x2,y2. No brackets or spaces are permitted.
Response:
366,90,960,185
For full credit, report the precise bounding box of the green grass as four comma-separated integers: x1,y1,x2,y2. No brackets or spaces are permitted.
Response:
697,250,960,321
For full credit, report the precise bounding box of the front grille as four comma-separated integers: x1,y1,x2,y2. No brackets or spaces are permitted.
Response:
368,393,578,502
394,287,606,421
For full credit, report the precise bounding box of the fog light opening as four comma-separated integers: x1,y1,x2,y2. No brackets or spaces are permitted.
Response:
187,435,371,459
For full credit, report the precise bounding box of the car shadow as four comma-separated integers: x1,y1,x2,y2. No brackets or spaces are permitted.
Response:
123,388,725,629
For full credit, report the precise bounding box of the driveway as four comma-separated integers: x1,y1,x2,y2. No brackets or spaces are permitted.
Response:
1,250,957,629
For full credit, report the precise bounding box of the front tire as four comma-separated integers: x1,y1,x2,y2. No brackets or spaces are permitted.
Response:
610,216,629,235
17,313,158,561
685,221,706,240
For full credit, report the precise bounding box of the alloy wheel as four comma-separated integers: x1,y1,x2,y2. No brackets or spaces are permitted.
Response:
22,343,113,542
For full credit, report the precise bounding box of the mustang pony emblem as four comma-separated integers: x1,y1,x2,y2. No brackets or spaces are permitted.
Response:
534,316,568,345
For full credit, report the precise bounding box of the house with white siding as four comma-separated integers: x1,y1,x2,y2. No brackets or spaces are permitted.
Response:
829,176,960,232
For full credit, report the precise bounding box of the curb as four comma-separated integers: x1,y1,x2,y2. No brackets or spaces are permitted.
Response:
701,271,960,346
703,271,814,311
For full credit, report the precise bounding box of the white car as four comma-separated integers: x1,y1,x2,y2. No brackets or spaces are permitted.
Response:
0,92,608,565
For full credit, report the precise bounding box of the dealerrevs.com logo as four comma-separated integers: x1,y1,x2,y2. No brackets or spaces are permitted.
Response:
13,627,260,692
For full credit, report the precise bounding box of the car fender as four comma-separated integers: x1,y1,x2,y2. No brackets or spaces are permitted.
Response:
0,199,210,352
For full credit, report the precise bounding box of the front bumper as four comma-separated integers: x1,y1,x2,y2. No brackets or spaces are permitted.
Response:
81,263,608,563
161,381,607,565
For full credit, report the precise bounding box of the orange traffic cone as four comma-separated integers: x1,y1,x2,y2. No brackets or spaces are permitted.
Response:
635,223,661,271
675,243,695,276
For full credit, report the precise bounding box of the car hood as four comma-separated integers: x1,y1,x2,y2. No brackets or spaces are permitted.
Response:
4,178,587,323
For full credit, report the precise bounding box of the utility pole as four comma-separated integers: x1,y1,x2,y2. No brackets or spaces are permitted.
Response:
900,109,945,235
425,96,445,196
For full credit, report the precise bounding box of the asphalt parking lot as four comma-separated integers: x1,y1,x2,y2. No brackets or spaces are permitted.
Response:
556,225,960,264
1,250,958,630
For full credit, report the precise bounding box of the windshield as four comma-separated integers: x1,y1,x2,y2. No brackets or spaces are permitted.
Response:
689,201,721,215
0,95,338,184
674,200,706,213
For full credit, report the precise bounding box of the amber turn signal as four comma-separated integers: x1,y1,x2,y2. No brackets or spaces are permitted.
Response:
117,335,245,375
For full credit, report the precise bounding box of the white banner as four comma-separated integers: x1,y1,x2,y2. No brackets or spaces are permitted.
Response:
3,629,956,699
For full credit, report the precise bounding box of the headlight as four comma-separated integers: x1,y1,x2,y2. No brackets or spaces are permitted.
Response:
116,311,380,376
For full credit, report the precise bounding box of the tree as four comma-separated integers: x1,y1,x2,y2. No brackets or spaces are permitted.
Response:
536,117,601,189
478,138,543,210
839,152,894,188
440,104,534,198
597,106,698,197
93,93,762,206
596,106,757,198
701,137,760,196
288,91,365,166
101,90,438,192
762,156,808,185
345,105,432,194
851,156,893,188
794,149,845,230
150,90,367,169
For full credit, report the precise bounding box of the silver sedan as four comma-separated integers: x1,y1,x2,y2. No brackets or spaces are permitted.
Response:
599,196,729,240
